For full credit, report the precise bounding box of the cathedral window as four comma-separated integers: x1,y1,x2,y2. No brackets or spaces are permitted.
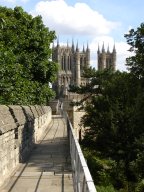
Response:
64,56,66,71
68,56,70,70
80,57,83,71
106,58,111,68
70,56,71,70
61,56,64,70
84,57,86,66
80,57,83,65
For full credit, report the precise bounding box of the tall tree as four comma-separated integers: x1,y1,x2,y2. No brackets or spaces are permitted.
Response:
0,6,58,105
70,68,144,191
125,23,144,191
125,23,144,81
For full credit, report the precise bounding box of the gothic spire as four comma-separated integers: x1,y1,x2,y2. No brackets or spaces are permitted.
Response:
102,42,105,52
97,43,100,54
72,38,75,51
83,44,85,52
107,44,110,53
86,42,90,52
57,36,59,47
113,43,116,53
72,38,74,46
76,41,79,52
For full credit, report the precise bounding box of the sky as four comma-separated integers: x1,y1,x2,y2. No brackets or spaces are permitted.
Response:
0,0,144,71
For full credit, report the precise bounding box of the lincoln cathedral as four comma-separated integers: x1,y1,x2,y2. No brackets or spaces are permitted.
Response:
52,40,116,98
97,43,116,71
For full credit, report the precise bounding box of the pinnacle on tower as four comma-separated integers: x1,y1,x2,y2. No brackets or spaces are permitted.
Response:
67,39,69,47
97,43,100,54
76,41,79,52
107,44,110,53
72,38,75,51
102,42,105,52
57,36,59,47
83,44,85,52
113,43,116,53
86,42,90,52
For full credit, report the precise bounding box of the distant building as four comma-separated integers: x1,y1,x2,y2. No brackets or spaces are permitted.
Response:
52,40,90,98
52,40,116,98
97,43,116,71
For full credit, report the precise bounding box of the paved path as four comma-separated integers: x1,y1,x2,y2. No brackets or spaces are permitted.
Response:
1,115,74,192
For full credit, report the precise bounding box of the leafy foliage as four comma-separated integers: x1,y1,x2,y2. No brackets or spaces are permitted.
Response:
125,23,144,81
0,6,58,105
96,185,117,192
69,23,144,191
70,66,144,191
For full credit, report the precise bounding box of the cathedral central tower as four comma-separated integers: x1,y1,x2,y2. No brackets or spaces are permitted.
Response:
52,40,90,98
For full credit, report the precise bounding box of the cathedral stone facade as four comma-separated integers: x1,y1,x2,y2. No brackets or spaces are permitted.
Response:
52,40,116,98
52,40,90,98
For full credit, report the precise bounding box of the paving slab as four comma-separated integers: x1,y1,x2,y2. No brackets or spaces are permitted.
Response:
0,115,74,192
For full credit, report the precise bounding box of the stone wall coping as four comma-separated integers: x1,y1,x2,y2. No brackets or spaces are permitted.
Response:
0,105,51,135
0,105,17,134
8,105,27,125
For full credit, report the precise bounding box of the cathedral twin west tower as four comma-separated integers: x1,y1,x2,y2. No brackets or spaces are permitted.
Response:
97,43,116,71
52,40,116,98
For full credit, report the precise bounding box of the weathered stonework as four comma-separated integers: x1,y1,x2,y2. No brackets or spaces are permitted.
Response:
49,99,85,140
73,106,85,140
97,43,116,71
49,98,86,143
52,41,90,98
0,105,52,187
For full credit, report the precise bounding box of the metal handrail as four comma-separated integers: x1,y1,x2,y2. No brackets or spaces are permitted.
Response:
65,112,97,192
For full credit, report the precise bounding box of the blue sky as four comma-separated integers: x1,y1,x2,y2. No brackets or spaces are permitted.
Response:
0,0,144,70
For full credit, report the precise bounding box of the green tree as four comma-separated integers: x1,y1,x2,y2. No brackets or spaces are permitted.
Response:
124,23,144,189
124,23,144,80
70,68,144,191
71,23,144,191
0,6,58,105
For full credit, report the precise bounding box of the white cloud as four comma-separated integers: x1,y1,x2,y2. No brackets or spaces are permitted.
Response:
31,0,132,71
0,0,29,3
21,0,29,2
115,42,134,71
32,0,120,36
0,0,16,2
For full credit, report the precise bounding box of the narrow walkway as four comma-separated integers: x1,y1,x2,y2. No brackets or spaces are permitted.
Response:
1,115,74,192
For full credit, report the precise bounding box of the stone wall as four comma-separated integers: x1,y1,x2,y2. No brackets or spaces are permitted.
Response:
73,106,85,140
59,99,85,140
49,98,85,140
0,105,52,187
